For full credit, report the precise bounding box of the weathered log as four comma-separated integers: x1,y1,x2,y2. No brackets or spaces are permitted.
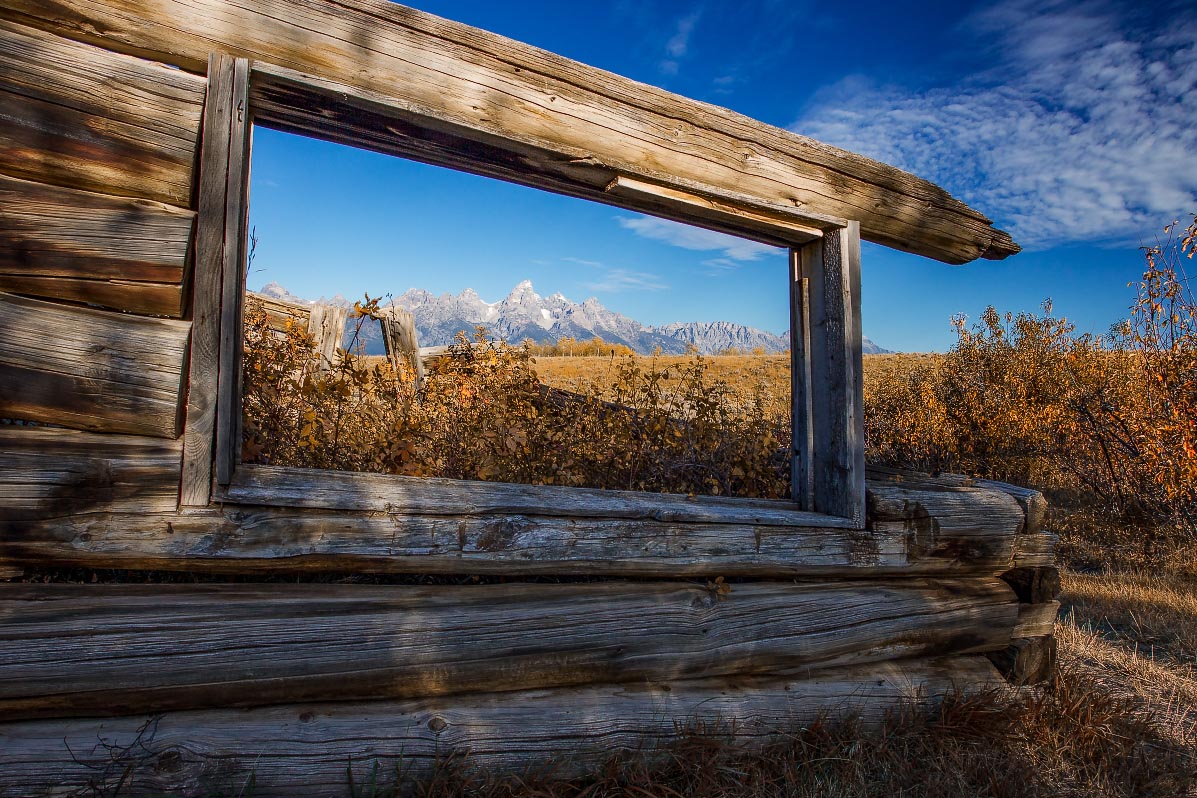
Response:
1013,601,1060,639
865,466,1046,535
0,427,182,524
0,657,1004,797
0,173,193,316
0,275,182,318
866,478,1027,569
0,18,203,205
3,504,1021,576
0,293,189,437
1012,531,1058,569
1001,566,1062,604
0,567,20,580
224,463,855,526
0,579,1017,720
0,0,1016,264
987,635,1056,687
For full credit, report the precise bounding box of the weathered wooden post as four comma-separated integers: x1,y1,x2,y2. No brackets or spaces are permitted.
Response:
381,305,425,386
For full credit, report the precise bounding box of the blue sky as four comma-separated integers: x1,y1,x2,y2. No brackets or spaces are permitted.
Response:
247,0,1196,352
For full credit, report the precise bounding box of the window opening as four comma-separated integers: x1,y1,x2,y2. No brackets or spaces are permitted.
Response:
240,125,797,500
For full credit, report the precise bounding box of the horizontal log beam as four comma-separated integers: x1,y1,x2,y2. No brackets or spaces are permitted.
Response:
1012,531,1058,569
222,463,857,527
1013,601,1060,639
3,507,1018,577
987,635,1056,687
0,293,190,437
0,427,182,523
0,18,203,205
0,173,193,315
0,657,1004,796
4,473,1034,576
0,579,1017,720
1001,566,1061,604
0,0,1016,264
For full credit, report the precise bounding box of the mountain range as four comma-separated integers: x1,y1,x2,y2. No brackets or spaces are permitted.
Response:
256,280,891,356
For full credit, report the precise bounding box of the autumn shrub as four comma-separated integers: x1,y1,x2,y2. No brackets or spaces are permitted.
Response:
242,306,789,498
865,215,1197,557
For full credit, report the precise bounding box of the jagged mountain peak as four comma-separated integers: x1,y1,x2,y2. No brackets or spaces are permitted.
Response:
254,280,892,356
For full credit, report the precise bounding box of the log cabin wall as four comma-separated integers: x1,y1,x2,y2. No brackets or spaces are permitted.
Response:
0,4,1055,794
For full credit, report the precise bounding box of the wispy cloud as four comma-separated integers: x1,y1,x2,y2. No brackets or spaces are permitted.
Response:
660,9,702,75
617,215,780,261
584,268,669,293
701,258,741,276
792,0,1197,249
561,256,604,268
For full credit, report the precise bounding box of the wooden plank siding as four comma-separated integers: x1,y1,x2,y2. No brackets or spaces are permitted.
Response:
0,0,1016,265
0,657,1005,795
0,293,190,437
0,427,182,523
0,173,194,317
2,476,1036,578
0,18,203,206
0,579,1017,720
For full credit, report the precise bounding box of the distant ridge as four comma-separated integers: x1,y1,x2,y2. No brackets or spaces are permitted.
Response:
256,280,892,356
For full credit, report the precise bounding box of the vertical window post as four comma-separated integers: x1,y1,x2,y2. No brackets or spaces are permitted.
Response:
789,222,864,525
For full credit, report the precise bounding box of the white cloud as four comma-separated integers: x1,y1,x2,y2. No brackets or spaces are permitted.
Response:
666,10,701,58
583,268,669,293
660,9,702,75
792,0,1197,249
617,215,780,261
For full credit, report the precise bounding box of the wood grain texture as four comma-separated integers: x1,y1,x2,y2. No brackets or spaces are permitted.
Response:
0,275,182,317
1001,566,1062,604
0,657,1004,796
223,463,859,526
381,306,423,384
213,57,252,487
1,505,999,576
0,579,1015,720
789,253,813,511
987,635,1056,686
5,473,1031,576
180,54,235,507
866,478,1028,570
1013,601,1060,639
1012,531,1058,569
0,427,182,527
0,0,1016,264
865,466,1047,536
0,18,203,205
603,175,826,248
0,175,193,282
0,292,190,437
799,225,864,524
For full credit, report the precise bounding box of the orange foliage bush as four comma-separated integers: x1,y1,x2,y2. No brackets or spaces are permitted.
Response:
242,304,789,499
866,214,1197,545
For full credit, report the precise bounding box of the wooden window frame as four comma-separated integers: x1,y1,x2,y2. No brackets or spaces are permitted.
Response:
182,55,865,528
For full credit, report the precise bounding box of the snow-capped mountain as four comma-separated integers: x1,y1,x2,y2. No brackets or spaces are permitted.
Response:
254,280,891,355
